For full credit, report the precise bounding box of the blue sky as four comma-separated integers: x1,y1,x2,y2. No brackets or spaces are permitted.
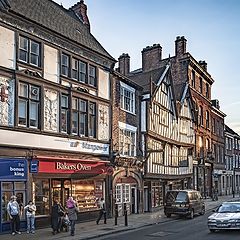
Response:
56,0,240,134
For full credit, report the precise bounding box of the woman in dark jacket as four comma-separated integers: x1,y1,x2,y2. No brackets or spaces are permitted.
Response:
51,200,64,235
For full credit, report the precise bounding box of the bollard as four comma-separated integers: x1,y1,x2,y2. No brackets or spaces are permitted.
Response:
115,204,118,225
124,203,128,226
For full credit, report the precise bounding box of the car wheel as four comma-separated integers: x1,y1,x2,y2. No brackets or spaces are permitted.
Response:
199,207,205,215
166,213,171,218
209,229,216,233
189,209,194,219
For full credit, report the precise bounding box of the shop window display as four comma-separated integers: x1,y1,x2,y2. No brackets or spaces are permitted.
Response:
72,180,103,211
33,179,50,216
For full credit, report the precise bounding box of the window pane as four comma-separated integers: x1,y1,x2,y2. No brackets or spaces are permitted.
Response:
2,182,13,190
19,36,28,50
19,83,28,97
72,111,78,134
79,61,86,83
61,109,68,132
33,179,50,216
61,95,68,108
30,86,40,100
61,54,69,76
80,113,86,136
89,65,96,86
30,41,39,55
80,99,86,111
15,182,25,190
30,54,39,66
18,99,27,126
72,59,78,80
30,101,38,127
72,98,78,110
19,50,28,62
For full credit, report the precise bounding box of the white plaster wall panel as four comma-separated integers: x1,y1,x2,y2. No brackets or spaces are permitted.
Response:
0,26,15,69
98,104,109,140
44,88,58,132
0,76,14,126
44,45,59,83
98,69,110,100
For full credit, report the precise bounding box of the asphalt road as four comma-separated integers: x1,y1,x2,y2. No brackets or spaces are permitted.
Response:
95,212,240,240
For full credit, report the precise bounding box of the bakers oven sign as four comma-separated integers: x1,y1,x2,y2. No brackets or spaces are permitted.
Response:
38,160,108,174
56,162,92,171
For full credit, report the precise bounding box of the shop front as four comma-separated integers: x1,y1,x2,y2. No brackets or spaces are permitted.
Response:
0,158,28,233
112,169,142,216
29,156,112,227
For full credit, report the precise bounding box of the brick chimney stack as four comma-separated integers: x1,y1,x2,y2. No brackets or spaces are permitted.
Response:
118,53,130,76
175,36,187,56
69,0,90,30
142,44,162,72
199,60,207,71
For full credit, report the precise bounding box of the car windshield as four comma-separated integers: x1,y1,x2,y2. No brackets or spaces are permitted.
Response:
166,191,188,203
217,203,240,213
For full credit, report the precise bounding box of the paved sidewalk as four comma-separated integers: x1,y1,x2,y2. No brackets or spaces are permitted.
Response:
1,194,239,240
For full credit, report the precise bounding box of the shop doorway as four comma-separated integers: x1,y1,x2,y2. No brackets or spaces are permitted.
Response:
52,179,70,207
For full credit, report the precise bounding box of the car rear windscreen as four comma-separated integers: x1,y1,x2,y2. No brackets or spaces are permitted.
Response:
166,191,188,203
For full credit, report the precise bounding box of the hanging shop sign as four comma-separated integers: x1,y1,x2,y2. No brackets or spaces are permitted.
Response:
35,158,112,175
0,159,28,181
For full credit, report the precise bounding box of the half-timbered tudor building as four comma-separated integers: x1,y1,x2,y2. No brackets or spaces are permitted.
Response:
0,0,116,232
211,100,226,195
111,54,143,216
125,44,195,212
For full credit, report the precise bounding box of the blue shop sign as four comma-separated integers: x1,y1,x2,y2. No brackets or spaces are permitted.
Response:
0,159,28,181
30,160,39,173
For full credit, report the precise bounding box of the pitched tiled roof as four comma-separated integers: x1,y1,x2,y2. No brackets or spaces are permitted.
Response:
6,0,115,61
129,66,166,93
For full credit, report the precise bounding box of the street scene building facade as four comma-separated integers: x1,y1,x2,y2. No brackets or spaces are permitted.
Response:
125,44,195,211
0,0,115,232
0,0,239,234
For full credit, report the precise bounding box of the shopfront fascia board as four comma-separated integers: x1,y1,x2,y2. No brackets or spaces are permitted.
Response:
0,129,109,155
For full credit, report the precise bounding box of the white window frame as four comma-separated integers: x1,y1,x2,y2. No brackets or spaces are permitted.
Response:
120,81,136,114
118,122,137,157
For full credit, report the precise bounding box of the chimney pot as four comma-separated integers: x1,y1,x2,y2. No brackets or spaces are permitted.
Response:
118,53,130,76
142,43,162,72
175,36,187,56
69,1,90,30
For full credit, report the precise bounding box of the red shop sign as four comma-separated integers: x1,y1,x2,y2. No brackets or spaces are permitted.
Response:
36,159,111,175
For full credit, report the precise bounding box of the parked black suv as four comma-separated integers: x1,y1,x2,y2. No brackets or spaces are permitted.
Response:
164,190,205,219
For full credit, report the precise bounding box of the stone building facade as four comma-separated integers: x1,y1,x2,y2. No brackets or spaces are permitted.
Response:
0,0,116,232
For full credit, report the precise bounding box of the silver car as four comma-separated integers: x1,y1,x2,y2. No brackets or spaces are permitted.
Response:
208,201,240,232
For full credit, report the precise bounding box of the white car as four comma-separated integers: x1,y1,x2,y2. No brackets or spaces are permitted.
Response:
208,201,240,232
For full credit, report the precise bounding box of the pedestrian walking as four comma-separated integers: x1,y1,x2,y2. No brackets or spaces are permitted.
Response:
24,200,36,234
7,195,21,235
66,197,79,236
96,197,106,225
51,200,65,235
